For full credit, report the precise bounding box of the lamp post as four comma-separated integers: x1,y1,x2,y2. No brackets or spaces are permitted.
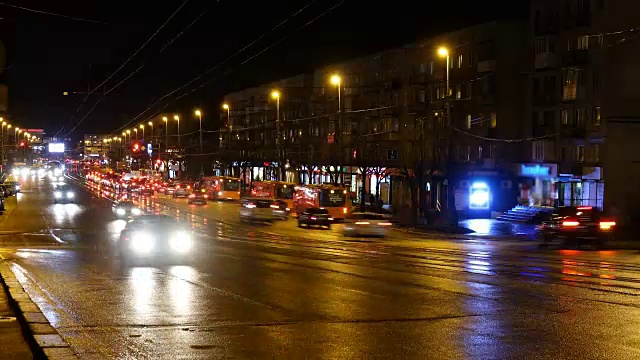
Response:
195,109,204,178
133,128,138,141
139,124,145,143
330,74,342,184
174,115,180,147
271,90,281,180
438,46,455,224
126,130,131,144
148,121,154,143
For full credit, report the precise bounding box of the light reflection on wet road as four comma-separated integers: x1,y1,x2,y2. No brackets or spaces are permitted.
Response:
1,175,640,358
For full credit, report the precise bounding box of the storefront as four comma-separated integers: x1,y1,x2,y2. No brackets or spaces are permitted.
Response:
516,163,558,207
557,166,604,209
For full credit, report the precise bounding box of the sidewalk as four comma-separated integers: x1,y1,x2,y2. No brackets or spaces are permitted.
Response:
0,266,32,359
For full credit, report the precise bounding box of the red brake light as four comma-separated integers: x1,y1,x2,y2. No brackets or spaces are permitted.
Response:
176,185,180,189
204,195,208,198
187,185,191,189
189,194,195,198
310,216,317,220
577,206,592,210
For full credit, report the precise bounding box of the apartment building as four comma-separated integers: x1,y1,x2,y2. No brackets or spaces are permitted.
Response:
220,21,529,216
523,0,640,221
83,134,112,157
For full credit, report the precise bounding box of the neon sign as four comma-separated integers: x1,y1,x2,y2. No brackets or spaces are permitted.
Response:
521,164,550,177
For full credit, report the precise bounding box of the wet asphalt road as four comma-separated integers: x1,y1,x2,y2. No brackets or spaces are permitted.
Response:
1,175,640,359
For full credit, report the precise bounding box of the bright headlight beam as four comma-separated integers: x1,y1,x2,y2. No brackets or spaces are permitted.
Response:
169,231,192,253
130,232,154,254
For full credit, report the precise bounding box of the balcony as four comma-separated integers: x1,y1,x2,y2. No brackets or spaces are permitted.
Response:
562,50,589,66
534,52,559,70
477,60,496,73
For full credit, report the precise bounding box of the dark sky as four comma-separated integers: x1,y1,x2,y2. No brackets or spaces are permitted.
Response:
0,0,527,139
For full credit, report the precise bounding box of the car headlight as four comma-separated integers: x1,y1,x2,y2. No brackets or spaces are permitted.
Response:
217,191,222,196
66,192,74,198
131,208,142,216
58,177,64,182
130,232,154,254
116,208,126,216
15,185,20,191
54,191,62,199
169,231,192,253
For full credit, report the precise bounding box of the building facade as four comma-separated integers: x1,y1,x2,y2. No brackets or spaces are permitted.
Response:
219,21,530,218
83,134,112,157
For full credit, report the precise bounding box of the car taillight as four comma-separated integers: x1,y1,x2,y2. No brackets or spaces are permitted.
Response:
270,204,280,209
355,221,370,225
599,221,616,230
562,220,580,227
577,206,592,210
176,185,180,189
204,195,208,198
378,222,392,226
246,204,256,208
189,194,195,198
310,217,317,220
328,217,334,221
343,207,347,214
187,186,191,189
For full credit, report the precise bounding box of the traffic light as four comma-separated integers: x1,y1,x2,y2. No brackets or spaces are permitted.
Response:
132,143,140,152
19,141,25,147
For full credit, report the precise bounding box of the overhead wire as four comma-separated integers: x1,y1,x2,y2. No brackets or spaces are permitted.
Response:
57,0,191,137
0,2,106,24
112,0,332,134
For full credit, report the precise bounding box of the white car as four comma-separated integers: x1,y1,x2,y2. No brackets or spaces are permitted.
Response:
343,212,393,237
239,198,277,223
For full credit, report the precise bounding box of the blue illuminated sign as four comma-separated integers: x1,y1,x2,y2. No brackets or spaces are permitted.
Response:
521,164,550,177
147,143,152,156
469,182,490,210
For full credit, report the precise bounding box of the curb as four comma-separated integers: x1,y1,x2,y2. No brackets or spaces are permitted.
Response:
0,262,77,359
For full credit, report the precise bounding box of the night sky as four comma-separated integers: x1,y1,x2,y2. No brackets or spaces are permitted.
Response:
0,0,526,139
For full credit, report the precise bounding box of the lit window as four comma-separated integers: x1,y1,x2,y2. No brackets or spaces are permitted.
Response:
561,109,571,125
466,114,472,129
457,54,463,68
593,107,601,126
490,112,497,128
576,145,585,161
577,35,589,50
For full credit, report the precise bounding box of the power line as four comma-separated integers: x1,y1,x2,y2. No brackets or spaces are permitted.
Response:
0,2,106,24
57,0,191,137
111,0,329,134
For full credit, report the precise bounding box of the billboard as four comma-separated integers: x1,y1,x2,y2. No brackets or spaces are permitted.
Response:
48,143,65,153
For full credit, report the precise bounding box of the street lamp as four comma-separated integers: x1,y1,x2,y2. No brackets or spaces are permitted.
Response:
271,90,281,180
195,109,203,153
139,124,145,142
330,74,343,183
222,103,230,128
134,128,138,140
148,121,153,142
174,115,180,147
437,46,451,127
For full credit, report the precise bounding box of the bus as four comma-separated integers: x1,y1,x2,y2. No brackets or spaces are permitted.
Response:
250,181,296,211
202,176,241,201
293,184,350,220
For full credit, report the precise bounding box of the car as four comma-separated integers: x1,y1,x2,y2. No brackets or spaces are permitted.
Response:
5,181,20,194
173,183,193,198
53,187,76,203
343,212,393,237
118,215,194,265
188,189,209,205
140,185,155,196
112,201,143,218
239,198,276,223
298,208,333,229
537,206,617,248
272,199,290,220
